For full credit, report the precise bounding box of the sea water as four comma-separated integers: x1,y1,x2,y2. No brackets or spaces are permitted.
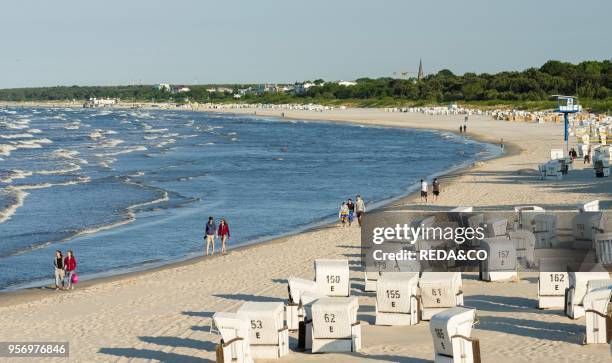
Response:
0,107,498,290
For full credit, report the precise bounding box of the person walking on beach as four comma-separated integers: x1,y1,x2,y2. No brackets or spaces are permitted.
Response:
355,195,366,227
432,178,440,202
64,250,77,290
346,198,355,227
218,218,230,255
500,138,504,151
205,216,217,255
339,202,349,227
464,116,469,133
54,250,65,290
459,125,463,133
420,179,428,203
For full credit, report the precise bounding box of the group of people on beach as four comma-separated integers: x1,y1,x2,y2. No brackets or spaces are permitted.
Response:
420,178,441,203
204,216,231,255
53,250,77,291
338,195,366,227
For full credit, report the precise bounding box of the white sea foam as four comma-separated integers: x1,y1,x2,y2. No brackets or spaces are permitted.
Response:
89,129,105,140
36,163,82,175
97,139,124,148
144,128,168,134
0,187,29,223
50,149,80,159
0,133,34,139
0,170,33,183
0,144,17,156
95,146,147,157
63,122,81,130
144,135,160,140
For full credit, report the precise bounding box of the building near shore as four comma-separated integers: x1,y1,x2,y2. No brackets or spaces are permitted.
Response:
83,97,117,108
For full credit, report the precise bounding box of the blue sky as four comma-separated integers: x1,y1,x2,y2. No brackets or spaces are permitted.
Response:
1,0,610,87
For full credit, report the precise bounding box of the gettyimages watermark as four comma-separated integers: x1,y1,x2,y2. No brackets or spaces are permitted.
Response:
361,209,612,274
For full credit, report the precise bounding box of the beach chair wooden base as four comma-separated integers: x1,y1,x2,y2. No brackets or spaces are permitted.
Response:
584,311,611,344
375,311,416,326
215,337,251,363
538,295,565,309
481,271,517,282
311,323,361,353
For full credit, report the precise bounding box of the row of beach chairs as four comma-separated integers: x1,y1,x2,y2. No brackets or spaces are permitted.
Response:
211,203,612,361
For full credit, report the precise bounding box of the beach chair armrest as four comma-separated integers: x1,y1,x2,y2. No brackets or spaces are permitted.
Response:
221,337,244,347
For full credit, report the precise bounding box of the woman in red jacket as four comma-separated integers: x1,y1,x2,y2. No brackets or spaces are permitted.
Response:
218,218,230,254
64,250,77,290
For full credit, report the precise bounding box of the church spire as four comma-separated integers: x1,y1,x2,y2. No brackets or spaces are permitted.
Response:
418,58,424,80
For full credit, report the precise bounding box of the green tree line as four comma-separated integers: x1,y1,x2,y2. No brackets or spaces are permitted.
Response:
1,60,611,111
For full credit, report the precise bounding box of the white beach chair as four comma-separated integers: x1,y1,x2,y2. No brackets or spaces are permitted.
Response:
479,237,517,281
578,200,600,212
314,259,350,297
482,217,507,237
236,302,289,359
298,291,324,351
430,307,481,363
565,272,611,319
543,160,563,180
533,213,558,248
212,312,254,363
310,297,361,353
583,287,612,344
419,272,464,321
286,277,317,331
572,212,605,249
538,258,572,309
595,233,612,267
508,229,536,267
450,206,473,213
550,149,564,160
375,272,420,326
513,206,544,231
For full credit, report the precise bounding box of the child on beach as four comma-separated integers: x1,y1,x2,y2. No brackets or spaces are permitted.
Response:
64,250,77,290
205,216,217,255
346,198,355,226
218,218,230,255
420,179,428,203
432,178,440,202
54,250,65,290
355,195,366,227
339,202,349,227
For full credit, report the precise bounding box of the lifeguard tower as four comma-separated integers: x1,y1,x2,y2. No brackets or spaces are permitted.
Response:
555,95,582,152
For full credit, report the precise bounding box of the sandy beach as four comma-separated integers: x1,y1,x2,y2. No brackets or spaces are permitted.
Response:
1,108,611,362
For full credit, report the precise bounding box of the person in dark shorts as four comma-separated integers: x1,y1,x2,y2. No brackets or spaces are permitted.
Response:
420,179,428,203
346,198,355,226
432,178,440,202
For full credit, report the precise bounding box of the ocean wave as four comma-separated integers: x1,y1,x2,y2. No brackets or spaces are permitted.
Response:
0,144,17,156
0,170,33,183
17,176,91,190
97,139,124,148
0,187,29,223
143,135,160,140
28,129,42,134
144,128,168,134
95,145,147,157
0,133,34,139
37,163,81,175
12,138,53,149
63,122,81,130
50,149,80,159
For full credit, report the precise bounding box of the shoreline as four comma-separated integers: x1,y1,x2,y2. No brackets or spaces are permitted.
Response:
2,105,610,362
0,106,508,301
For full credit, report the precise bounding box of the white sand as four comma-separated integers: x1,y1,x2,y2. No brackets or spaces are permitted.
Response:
0,109,610,362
